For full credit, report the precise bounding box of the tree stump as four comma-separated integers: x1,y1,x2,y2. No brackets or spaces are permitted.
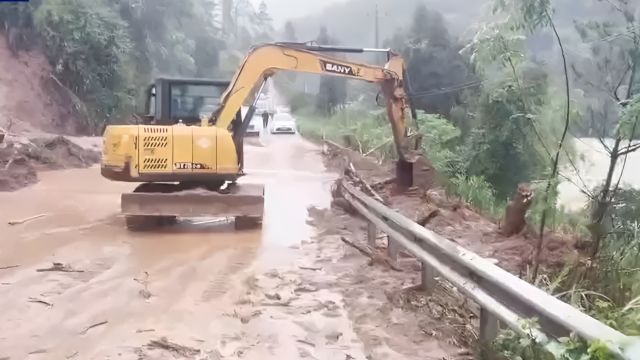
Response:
500,183,534,237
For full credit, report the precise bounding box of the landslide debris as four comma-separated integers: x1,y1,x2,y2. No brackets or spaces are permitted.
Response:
0,134,100,191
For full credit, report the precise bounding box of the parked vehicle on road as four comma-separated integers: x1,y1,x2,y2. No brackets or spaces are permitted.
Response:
270,113,297,134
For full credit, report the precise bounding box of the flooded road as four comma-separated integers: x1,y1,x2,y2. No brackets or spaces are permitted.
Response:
0,135,347,359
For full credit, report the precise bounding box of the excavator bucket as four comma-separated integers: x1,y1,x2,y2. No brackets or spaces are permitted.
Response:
395,154,437,191
121,184,265,231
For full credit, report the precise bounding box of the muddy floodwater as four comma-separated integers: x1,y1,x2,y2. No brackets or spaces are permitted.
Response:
0,135,343,359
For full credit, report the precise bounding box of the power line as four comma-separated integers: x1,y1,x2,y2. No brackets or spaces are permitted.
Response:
408,80,485,99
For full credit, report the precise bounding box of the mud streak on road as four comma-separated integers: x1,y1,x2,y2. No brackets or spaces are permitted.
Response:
0,135,466,359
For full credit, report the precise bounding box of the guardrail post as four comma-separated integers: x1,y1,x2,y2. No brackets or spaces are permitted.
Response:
367,222,377,248
479,307,500,359
420,261,437,295
387,237,399,264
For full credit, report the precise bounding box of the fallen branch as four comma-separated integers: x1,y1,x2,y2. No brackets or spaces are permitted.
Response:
8,214,48,226
147,337,201,357
0,264,20,270
323,139,349,152
48,74,88,116
79,320,108,335
37,262,84,273
371,177,396,188
364,132,420,157
364,137,393,157
28,297,53,307
298,265,323,271
417,209,441,227
346,162,386,204
296,339,316,347
340,236,402,272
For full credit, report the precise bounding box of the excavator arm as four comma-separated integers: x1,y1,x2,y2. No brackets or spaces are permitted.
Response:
214,43,419,187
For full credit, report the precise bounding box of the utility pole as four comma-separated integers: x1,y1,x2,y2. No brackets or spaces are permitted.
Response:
374,3,379,48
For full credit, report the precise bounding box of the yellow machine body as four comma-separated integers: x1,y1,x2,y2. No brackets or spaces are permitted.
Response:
101,125,239,183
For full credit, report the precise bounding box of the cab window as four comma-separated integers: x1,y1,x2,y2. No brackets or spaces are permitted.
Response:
169,84,223,122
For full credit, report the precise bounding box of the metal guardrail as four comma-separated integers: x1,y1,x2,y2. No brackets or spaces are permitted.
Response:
340,181,633,358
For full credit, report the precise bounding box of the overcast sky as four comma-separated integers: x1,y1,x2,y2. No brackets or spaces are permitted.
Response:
250,0,348,26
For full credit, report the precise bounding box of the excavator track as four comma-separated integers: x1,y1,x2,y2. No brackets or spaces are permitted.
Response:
122,182,264,232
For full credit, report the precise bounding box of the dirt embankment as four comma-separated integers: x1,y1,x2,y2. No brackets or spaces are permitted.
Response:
321,143,579,275
0,35,88,135
0,32,100,191
0,135,100,191
291,143,581,359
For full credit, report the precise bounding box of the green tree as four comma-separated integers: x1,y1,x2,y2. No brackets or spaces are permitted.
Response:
283,20,297,42
569,0,640,257
315,26,348,116
385,4,473,118
253,1,274,43
462,65,549,200
35,0,132,125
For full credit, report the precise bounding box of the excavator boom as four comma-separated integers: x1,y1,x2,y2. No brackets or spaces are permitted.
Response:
214,43,419,186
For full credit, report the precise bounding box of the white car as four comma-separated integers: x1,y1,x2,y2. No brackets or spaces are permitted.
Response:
270,113,296,134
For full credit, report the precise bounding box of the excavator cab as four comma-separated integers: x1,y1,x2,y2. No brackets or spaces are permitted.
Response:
139,78,231,125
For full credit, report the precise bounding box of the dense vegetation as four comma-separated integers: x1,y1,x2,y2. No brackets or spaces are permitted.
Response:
292,0,640,358
0,0,273,133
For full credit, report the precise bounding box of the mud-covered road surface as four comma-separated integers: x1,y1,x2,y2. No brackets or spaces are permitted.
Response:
0,135,469,360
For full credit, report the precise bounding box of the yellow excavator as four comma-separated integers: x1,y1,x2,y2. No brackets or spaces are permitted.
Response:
101,43,422,231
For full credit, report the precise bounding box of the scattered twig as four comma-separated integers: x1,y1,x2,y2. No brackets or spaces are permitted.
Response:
226,309,262,324
3,157,14,170
260,299,293,307
340,236,402,272
136,329,156,333
0,265,20,270
147,337,200,357
296,339,316,347
341,236,373,257
8,214,48,226
298,265,323,271
79,320,108,335
28,349,47,355
28,297,53,307
36,262,84,273
65,351,79,359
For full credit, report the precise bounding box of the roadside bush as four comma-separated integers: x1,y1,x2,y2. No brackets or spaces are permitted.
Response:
34,0,133,127
449,175,504,217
